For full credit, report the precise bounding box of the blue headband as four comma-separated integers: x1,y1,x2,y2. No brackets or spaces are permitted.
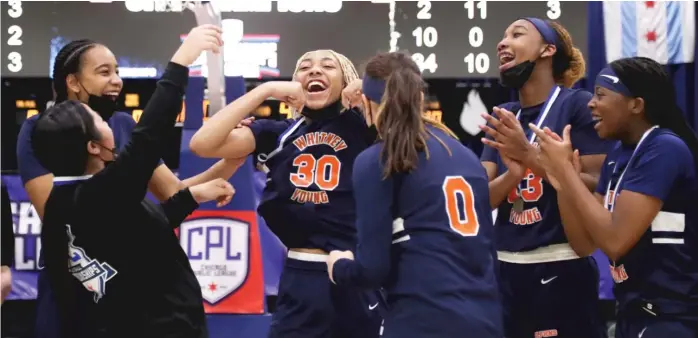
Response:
522,17,557,46
595,67,632,97
362,76,386,104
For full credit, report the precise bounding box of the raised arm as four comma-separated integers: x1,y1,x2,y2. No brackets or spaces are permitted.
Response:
160,178,235,228
147,157,246,202
189,81,306,159
86,25,222,203
188,86,266,158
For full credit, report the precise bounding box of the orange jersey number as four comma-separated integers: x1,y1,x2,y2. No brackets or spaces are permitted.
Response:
442,176,480,237
289,154,342,191
506,168,544,203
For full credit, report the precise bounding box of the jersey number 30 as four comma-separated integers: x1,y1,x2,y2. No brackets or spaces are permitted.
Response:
290,154,341,191
442,176,480,237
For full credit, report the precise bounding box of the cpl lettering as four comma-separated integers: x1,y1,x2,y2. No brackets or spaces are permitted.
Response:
186,226,241,261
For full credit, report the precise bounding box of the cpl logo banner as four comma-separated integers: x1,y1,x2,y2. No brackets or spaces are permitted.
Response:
178,210,264,314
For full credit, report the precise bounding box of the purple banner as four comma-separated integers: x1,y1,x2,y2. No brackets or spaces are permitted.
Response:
2,175,41,300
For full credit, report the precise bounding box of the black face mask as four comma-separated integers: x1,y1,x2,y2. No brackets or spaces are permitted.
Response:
78,82,119,121
87,94,118,121
95,143,118,168
499,60,536,89
301,99,342,121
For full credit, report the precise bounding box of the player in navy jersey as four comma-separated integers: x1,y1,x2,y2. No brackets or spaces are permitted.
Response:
17,39,242,338
531,57,698,338
31,25,235,338
327,52,502,338
189,50,382,338
479,18,610,338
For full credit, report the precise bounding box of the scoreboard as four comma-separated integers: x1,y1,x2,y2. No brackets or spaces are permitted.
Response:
0,0,587,79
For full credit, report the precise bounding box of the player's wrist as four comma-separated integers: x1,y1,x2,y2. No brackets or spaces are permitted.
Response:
557,162,579,185
257,82,276,99
521,144,538,167
504,169,524,183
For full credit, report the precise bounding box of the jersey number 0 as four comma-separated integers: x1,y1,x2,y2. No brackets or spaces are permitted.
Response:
442,176,480,237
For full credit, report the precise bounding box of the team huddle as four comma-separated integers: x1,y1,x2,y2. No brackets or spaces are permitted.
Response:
16,17,698,338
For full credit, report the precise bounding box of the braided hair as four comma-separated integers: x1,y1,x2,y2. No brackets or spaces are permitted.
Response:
51,39,98,105
293,49,360,86
291,50,359,117
610,56,698,171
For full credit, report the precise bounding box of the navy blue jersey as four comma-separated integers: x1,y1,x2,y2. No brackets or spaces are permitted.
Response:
481,88,611,252
248,109,372,252
18,111,140,338
597,128,698,319
333,125,502,338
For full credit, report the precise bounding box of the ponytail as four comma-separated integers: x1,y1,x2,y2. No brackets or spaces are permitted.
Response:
364,51,459,178
377,67,427,178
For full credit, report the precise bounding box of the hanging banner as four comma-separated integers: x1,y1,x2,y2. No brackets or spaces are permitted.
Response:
179,210,265,314
1,175,41,300
177,76,267,314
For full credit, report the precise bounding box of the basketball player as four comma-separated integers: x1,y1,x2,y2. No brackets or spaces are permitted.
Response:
531,57,698,338
479,17,610,338
327,52,502,338
189,50,382,338
32,25,232,338
17,39,243,338
18,38,242,220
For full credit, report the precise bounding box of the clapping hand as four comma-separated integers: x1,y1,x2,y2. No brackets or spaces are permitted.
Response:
480,107,536,165
529,124,580,190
